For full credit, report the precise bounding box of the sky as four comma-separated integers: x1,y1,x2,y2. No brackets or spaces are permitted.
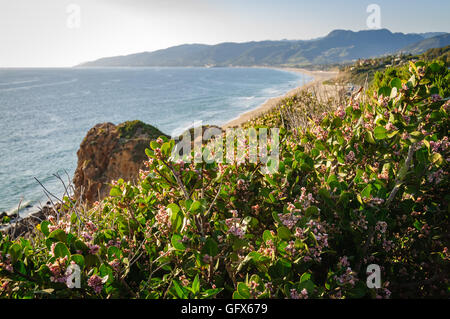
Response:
0,0,449,67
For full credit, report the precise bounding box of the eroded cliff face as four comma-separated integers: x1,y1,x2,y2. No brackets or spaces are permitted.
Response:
73,121,168,204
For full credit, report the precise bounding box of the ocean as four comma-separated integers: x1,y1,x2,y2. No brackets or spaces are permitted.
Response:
0,67,311,216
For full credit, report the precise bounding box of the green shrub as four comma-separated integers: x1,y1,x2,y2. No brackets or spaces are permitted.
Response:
0,62,448,299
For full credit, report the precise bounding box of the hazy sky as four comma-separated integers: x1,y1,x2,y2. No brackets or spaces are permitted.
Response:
1,0,449,67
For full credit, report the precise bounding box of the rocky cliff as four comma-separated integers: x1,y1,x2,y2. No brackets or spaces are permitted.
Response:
73,120,168,204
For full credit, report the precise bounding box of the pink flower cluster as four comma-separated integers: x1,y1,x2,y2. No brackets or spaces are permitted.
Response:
430,136,449,153
334,267,357,286
225,217,245,238
345,150,356,163
427,169,445,185
278,212,300,229
294,187,316,210
48,256,69,284
290,288,308,299
375,221,388,234
334,106,346,120
259,239,276,258
87,274,105,294
0,252,13,272
155,205,171,233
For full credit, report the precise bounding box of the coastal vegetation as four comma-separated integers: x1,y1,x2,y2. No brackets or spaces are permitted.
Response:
0,59,448,299
335,45,450,87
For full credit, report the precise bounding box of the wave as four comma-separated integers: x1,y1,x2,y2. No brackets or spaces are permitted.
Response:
0,78,40,87
0,78,78,92
5,199,33,216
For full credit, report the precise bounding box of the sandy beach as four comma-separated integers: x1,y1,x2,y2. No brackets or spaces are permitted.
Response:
222,67,339,128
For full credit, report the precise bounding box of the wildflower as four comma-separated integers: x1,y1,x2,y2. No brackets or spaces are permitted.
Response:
278,213,300,229
335,107,346,119
290,288,300,299
345,151,355,163
81,231,93,241
285,241,296,255
88,243,100,255
228,224,245,238
85,221,98,232
385,122,397,131
378,170,389,181
338,256,350,268
376,221,388,234
108,259,120,272
202,254,212,264
88,274,105,294
431,94,442,103
179,275,190,287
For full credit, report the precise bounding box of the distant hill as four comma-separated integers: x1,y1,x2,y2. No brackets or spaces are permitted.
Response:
79,29,448,67
399,34,450,55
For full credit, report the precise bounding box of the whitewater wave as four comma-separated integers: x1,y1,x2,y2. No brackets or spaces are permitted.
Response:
0,78,78,92
0,78,40,87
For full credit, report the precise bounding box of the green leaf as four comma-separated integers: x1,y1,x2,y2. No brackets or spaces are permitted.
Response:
429,62,440,73
365,131,376,144
390,78,402,89
202,238,219,257
171,234,186,251
192,274,200,294
237,282,251,299
107,246,121,260
48,229,67,243
431,153,443,166
300,272,311,283
361,184,372,198
378,86,391,97
109,187,121,197
161,142,171,156
202,288,223,298
172,280,187,299
167,203,180,215
40,220,50,236
53,242,70,258
373,126,387,140
70,254,85,270
232,291,244,299
190,201,202,213
168,204,183,232
277,226,291,241
74,239,89,253
85,254,101,268
9,243,22,263
150,140,160,150
305,206,319,217
263,230,275,243
145,148,154,158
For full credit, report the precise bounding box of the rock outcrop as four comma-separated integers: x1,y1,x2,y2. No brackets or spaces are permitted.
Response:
73,120,168,204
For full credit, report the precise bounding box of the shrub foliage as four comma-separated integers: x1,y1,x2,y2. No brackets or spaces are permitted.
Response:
0,61,448,298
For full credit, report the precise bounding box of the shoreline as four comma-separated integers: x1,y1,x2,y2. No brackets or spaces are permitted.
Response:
221,67,339,128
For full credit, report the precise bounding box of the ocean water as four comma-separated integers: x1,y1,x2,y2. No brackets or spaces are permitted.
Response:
0,67,311,216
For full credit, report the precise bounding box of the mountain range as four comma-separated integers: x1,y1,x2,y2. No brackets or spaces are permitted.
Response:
79,29,450,67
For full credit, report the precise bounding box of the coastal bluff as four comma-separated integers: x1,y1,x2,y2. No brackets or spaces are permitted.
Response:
73,120,168,204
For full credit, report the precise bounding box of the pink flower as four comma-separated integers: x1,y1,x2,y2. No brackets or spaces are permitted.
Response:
88,275,105,294
385,122,397,131
88,243,100,254
345,151,355,163
431,94,442,103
